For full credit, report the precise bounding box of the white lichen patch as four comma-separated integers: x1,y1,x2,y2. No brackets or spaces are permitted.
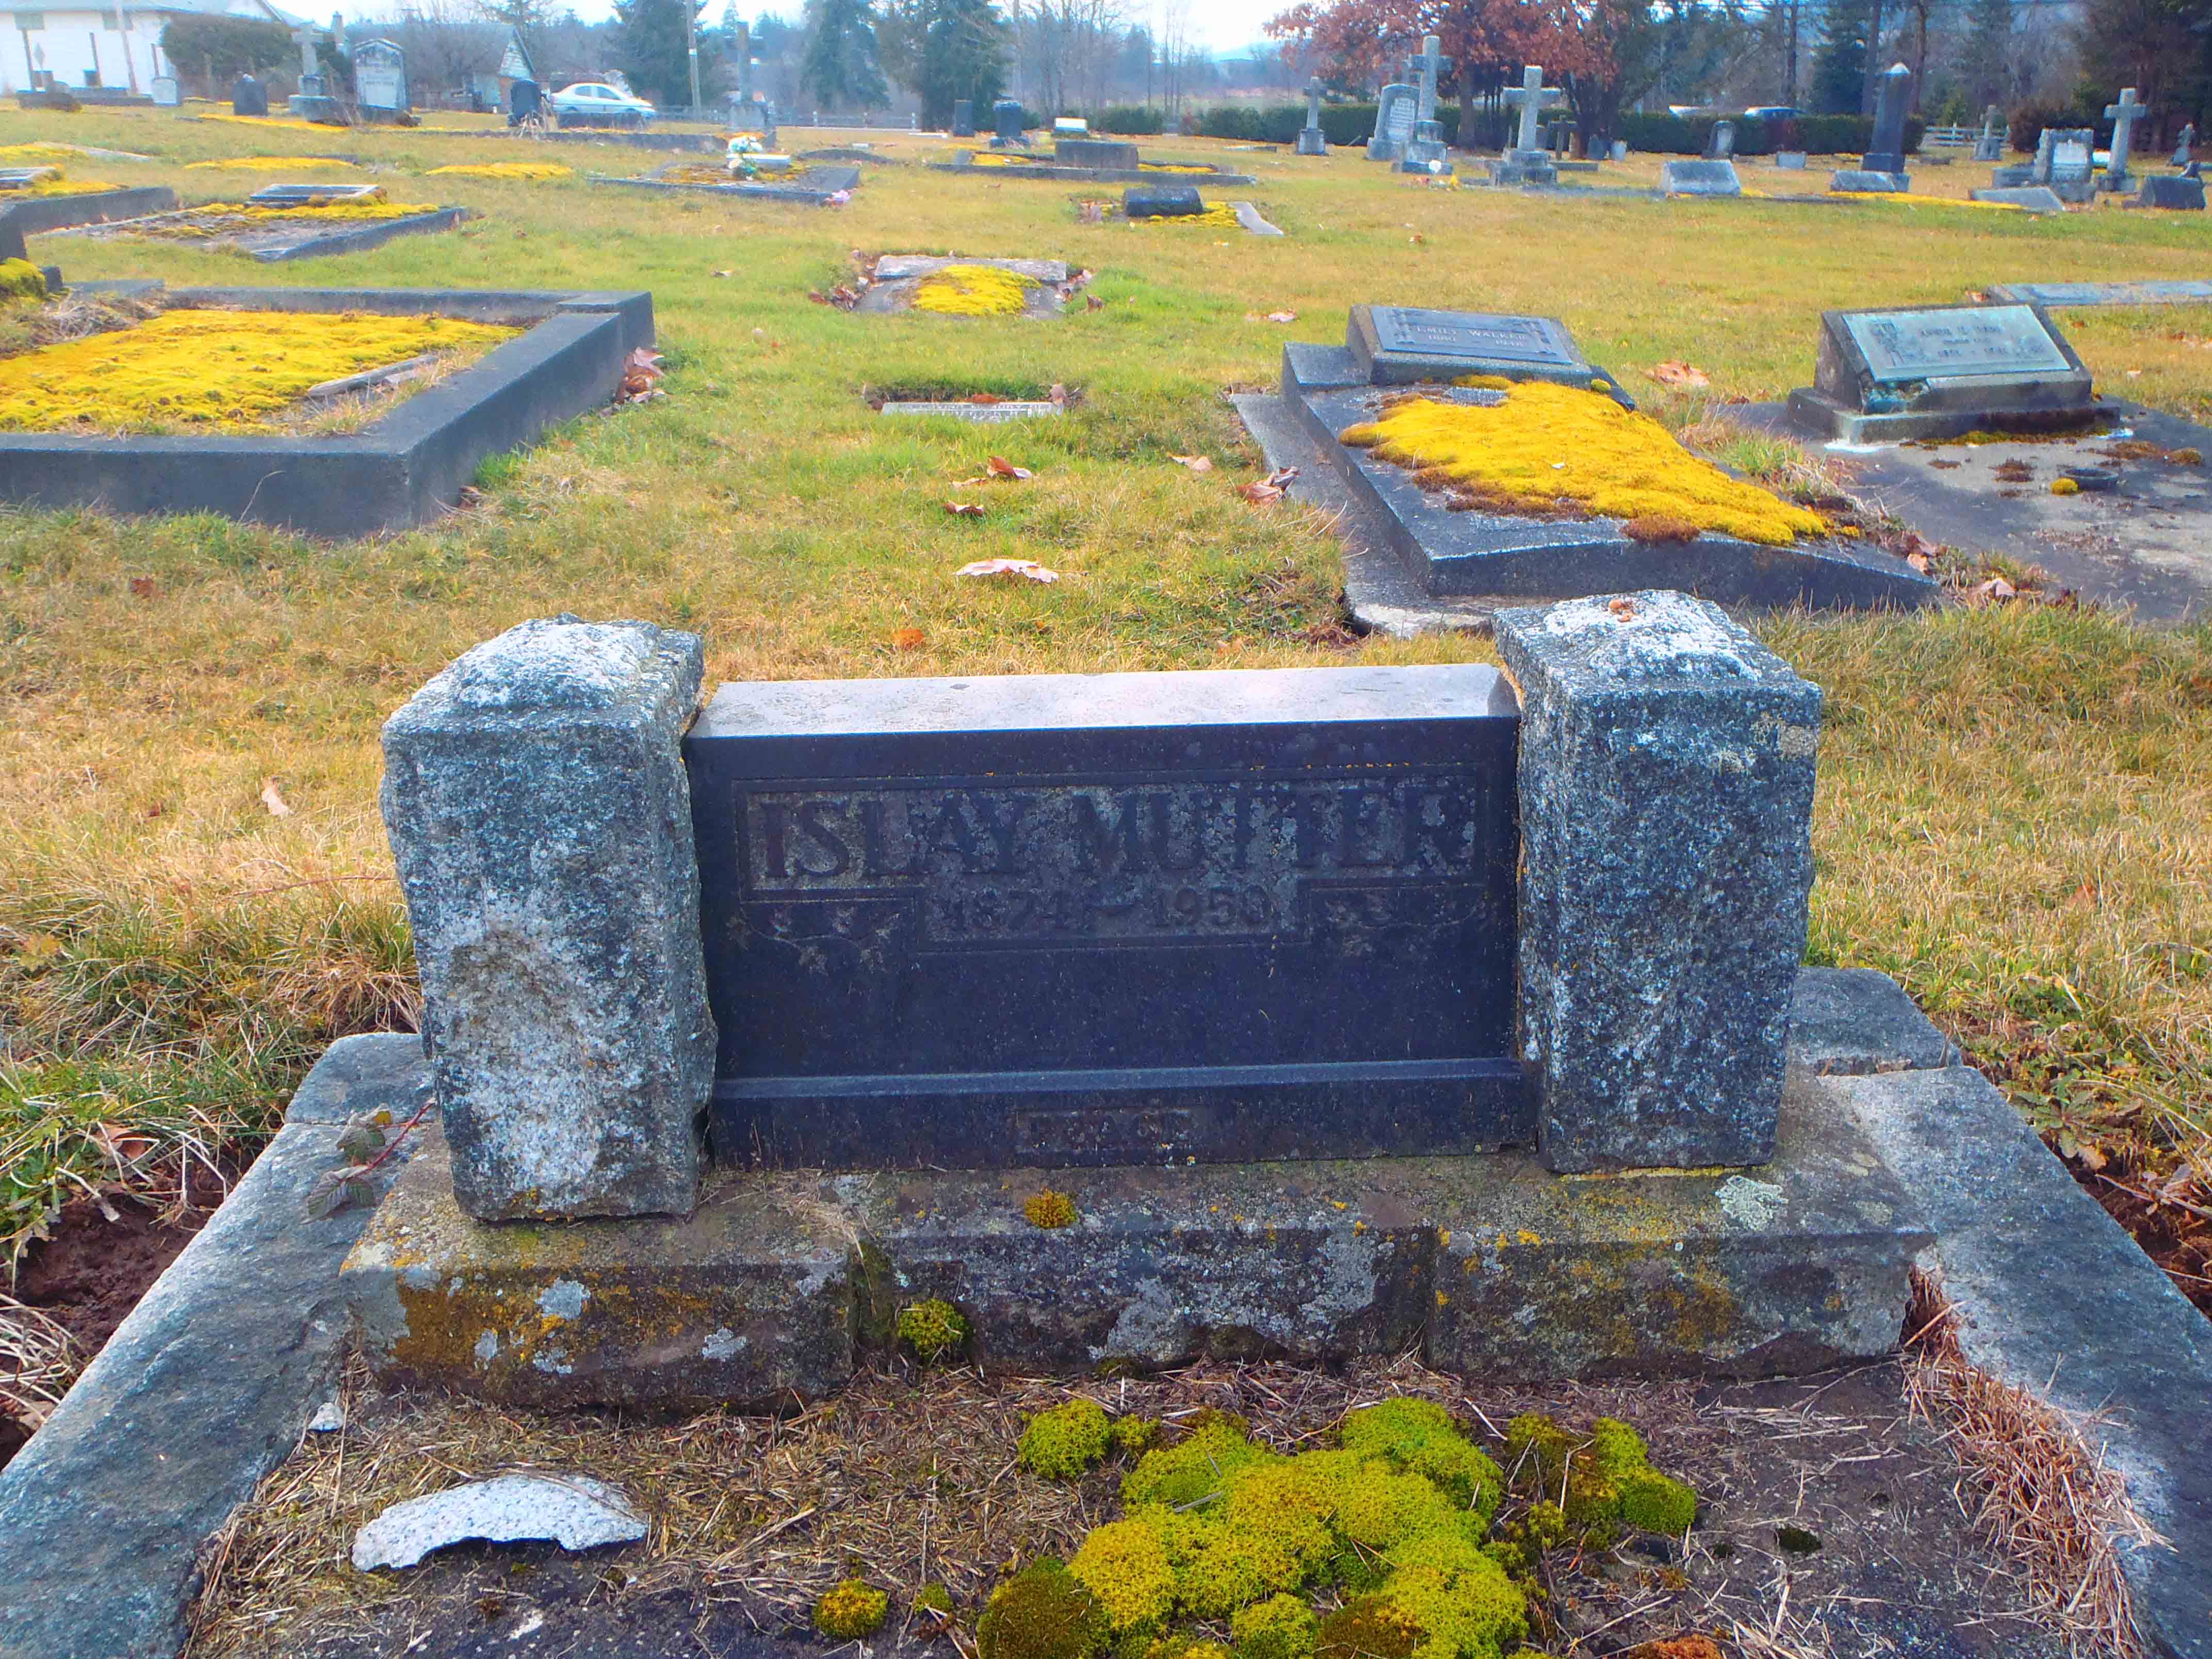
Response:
537,1278,590,1321
702,1327,746,1361
1716,1175,1787,1232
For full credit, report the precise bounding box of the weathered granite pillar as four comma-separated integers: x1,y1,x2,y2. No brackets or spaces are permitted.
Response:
1495,591,1820,1173
381,616,715,1219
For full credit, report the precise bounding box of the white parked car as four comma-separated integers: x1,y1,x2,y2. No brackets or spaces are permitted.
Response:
549,82,656,128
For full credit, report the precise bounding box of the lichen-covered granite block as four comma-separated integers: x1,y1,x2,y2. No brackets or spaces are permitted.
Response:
381,616,714,1219
1496,591,1821,1172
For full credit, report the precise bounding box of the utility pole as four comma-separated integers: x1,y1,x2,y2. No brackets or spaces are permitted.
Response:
686,0,701,117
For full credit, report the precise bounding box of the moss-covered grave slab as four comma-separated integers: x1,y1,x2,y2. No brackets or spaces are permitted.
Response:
858,254,1070,318
344,1063,1929,1407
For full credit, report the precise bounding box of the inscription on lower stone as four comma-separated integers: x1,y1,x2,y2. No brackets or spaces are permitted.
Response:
1370,306,1577,365
1843,304,2070,383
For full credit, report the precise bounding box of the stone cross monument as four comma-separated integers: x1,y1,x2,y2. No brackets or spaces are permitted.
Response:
1297,76,1327,155
2102,86,2145,191
1414,34,1443,126
1503,64,1562,156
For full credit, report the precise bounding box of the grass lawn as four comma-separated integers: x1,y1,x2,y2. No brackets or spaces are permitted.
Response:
2,105,2208,1337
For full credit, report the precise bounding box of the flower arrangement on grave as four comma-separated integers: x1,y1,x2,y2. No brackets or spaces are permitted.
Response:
912,264,1037,316
1338,381,1830,546
184,155,361,171
0,310,518,433
425,161,573,180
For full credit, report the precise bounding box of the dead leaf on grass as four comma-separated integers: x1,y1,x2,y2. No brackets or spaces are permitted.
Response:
956,558,1059,583
1171,454,1214,473
1239,466,1300,503
987,456,1032,480
890,627,926,651
128,576,156,598
259,778,293,818
944,501,987,517
1969,576,2018,604
1648,361,1711,389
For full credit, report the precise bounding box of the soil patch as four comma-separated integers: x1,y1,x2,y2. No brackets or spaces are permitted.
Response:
188,1358,2075,1659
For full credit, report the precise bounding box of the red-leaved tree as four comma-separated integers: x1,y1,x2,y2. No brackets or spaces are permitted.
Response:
1269,0,1614,149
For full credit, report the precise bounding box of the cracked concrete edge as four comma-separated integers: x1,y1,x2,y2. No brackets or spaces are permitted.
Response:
1824,1066,2212,1659
0,1034,426,1659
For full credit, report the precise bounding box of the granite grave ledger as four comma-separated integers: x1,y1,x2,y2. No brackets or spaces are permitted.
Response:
1786,302,2102,442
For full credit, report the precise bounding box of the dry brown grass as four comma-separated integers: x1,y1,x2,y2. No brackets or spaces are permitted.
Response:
1902,1267,2162,1657
0,1292,79,1437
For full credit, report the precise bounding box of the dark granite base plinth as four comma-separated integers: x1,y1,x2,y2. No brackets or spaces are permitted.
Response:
346,1047,1932,1405
1783,384,2114,444
1274,344,1938,612
0,185,176,238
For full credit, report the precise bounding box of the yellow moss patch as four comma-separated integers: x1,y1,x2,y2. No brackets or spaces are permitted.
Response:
425,161,574,180
0,143,83,161
0,258,47,303
2051,477,2082,496
18,171,122,197
193,111,343,132
0,308,519,433
1024,1188,1077,1228
913,264,1037,317
183,155,360,171
1138,162,1217,173
1131,203,1244,229
1338,384,1828,546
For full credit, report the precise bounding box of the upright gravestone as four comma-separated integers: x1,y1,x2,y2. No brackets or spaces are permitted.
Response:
1059,137,1141,171
952,98,975,138
2101,86,2144,192
381,617,717,1222
2137,158,2206,210
353,38,409,119
2032,126,2097,201
991,97,1025,147
1705,119,1736,159
2174,122,2197,167
508,77,542,126
1973,104,2004,161
1831,62,1911,191
1498,591,1818,1172
1366,82,1418,162
1125,184,1203,218
1495,64,1562,185
231,73,268,117
1400,35,1452,172
1296,77,1328,155
1786,303,2099,442
150,74,181,107
1661,157,1742,196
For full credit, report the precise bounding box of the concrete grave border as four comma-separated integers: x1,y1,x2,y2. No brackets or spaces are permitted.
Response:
590,161,860,205
0,285,654,534
0,184,177,238
55,201,471,264
930,149,1257,185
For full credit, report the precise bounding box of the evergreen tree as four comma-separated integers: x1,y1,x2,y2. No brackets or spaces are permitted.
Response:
801,0,891,109
614,0,722,108
1809,0,1871,113
916,0,1005,128
1960,0,2010,110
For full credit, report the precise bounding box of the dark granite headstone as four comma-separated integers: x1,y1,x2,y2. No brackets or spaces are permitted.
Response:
1125,183,1203,217
992,98,1024,144
1058,137,1140,171
1861,61,1912,173
685,665,1526,1168
1347,304,1595,386
508,77,542,124
248,183,386,206
2137,171,2206,209
1787,303,2096,441
1705,119,1736,158
231,74,268,117
952,99,974,137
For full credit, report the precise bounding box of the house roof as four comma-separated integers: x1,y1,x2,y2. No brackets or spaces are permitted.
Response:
0,0,310,22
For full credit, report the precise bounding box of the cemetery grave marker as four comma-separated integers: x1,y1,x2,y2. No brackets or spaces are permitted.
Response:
232,73,268,117
1399,35,1453,173
64,192,469,263
0,285,655,533
596,161,860,206
2173,123,2196,166
1056,137,1140,171
1973,105,2004,161
1495,65,1564,184
2136,161,2205,210
1989,278,2212,306
1661,158,1741,196
1252,306,1935,613
1365,83,1419,162
150,75,181,107
1831,62,1912,191
2032,127,2097,202
1785,302,2100,442
1705,119,1736,158
991,98,1025,146
2101,86,2144,192
345,601,1935,1403
1971,184,2069,212
353,39,409,121
1296,78,1328,155
857,254,1069,319
952,99,974,138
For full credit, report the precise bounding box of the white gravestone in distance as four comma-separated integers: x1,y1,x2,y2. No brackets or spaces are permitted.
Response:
1367,83,1418,161
354,39,408,113
2101,86,2144,191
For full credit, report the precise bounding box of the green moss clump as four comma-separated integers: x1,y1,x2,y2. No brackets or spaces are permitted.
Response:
816,1577,890,1639
1069,1517,1177,1634
1314,1596,1421,1659
1501,1414,1695,1546
978,1562,1111,1659
1025,1189,1078,1228
897,1297,970,1361
1144,1506,1299,1619
1123,1418,1277,1508
0,259,47,305
1112,1415,1162,1455
916,1582,955,1617
1340,1399,1505,1526
1232,1592,1319,1659
1021,1397,1113,1479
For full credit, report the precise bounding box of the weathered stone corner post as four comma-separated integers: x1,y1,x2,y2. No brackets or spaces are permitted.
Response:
1495,591,1821,1173
381,616,717,1219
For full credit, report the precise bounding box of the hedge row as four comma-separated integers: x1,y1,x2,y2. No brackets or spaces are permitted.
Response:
1614,111,1924,155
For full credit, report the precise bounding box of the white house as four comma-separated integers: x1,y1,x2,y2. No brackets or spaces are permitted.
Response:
1,0,306,97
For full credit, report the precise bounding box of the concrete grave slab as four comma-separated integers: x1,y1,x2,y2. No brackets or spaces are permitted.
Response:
929,150,1256,186
1828,169,1909,192
0,184,175,238
593,162,859,205
0,285,654,534
62,201,469,263
1970,184,2069,212
1988,279,2212,307
880,399,1065,420
1660,158,1741,196
1258,326,1937,614
1729,399,2212,621
857,254,1067,318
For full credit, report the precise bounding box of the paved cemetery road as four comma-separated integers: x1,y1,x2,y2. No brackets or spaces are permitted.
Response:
1734,403,2212,623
